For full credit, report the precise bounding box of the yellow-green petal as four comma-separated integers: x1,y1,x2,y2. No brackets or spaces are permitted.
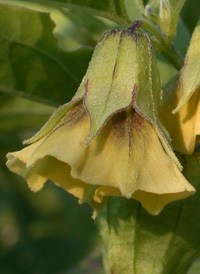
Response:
174,20,200,112
6,103,195,215
161,83,200,154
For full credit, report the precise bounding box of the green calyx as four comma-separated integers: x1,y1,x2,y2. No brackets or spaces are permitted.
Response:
24,21,181,169
75,21,180,168
78,21,163,144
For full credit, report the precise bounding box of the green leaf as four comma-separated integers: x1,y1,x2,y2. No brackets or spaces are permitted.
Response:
9,0,130,25
0,4,93,106
60,8,108,47
97,153,200,274
159,0,186,44
173,20,200,112
125,0,144,22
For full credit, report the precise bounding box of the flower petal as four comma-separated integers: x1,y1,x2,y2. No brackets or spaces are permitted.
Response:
97,186,193,215
27,103,89,170
6,132,90,202
20,105,194,214
71,110,194,205
161,84,200,154
6,103,195,215
7,142,47,191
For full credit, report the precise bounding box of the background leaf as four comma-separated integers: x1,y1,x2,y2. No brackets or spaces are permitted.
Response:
8,0,131,25
0,4,93,106
124,0,143,22
0,97,99,274
59,8,108,47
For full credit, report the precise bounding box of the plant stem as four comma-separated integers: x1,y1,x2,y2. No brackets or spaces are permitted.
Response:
141,19,184,70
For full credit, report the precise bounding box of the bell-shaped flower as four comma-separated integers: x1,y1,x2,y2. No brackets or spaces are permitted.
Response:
161,20,200,154
6,23,195,216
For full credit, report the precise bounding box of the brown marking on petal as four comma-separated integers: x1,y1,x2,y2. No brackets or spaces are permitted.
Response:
131,110,145,140
112,109,144,140
127,109,145,158
131,111,144,128
61,102,86,127
110,108,145,155
127,108,144,158
110,267,115,274
112,111,127,138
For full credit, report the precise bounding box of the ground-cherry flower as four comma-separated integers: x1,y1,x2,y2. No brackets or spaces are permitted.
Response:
6,23,195,216
161,21,200,154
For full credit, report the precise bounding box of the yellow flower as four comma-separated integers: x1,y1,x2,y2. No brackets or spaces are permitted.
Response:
6,24,195,216
161,84,200,154
6,101,195,215
161,20,200,154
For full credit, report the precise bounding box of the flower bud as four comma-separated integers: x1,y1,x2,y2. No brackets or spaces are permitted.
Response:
6,23,195,216
161,83,200,154
161,21,200,154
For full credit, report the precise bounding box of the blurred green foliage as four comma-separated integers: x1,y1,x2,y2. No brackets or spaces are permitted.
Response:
0,4,93,106
0,98,99,274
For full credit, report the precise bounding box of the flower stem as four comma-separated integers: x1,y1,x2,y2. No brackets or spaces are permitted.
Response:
141,19,184,70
